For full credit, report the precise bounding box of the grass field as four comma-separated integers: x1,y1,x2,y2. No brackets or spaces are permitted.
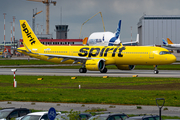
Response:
0,75,180,107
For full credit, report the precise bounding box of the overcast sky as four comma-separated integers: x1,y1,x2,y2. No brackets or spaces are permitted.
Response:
1,0,180,43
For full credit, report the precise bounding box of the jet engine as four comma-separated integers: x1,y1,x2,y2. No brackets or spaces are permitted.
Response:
85,59,105,71
116,65,135,70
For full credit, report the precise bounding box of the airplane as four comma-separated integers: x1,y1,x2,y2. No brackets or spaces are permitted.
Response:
85,20,139,46
17,20,176,74
162,38,180,49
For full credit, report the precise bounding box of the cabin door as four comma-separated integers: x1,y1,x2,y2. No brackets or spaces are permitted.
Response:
149,48,155,59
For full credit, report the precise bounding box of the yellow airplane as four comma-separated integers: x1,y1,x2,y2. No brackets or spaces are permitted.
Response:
17,20,176,74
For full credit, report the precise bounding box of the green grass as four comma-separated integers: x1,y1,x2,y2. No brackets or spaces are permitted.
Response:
1,75,180,107
0,60,56,65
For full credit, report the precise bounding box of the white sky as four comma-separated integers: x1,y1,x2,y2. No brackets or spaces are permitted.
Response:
1,0,180,43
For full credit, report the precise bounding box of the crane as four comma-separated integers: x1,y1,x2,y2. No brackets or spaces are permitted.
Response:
32,8,42,33
79,12,105,39
27,0,56,34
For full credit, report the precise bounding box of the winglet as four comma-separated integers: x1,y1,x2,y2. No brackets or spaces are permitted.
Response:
167,38,174,44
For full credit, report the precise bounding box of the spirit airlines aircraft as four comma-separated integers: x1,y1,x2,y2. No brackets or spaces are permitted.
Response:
86,20,139,46
17,20,176,74
162,38,180,49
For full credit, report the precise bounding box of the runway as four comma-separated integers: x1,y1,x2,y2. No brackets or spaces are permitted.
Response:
0,68,180,77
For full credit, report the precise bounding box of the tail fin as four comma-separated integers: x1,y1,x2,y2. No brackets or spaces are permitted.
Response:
20,20,44,49
167,38,174,44
136,34,139,43
108,20,121,46
82,37,88,45
162,38,168,45
115,20,121,39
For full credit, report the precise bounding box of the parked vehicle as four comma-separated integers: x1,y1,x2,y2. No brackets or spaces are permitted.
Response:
79,113,92,120
125,115,159,120
88,113,128,120
20,112,62,120
0,108,31,120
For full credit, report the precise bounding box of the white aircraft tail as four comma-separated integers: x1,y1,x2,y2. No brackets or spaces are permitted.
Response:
136,34,139,43
109,20,121,46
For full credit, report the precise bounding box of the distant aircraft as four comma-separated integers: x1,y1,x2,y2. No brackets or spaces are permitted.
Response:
85,20,139,46
162,38,180,49
17,20,176,74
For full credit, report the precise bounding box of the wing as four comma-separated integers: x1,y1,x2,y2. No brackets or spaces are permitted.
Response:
39,53,105,64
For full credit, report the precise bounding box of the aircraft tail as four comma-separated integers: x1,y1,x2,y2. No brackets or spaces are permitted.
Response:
115,20,121,39
167,38,174,44
162,38,168,45
19,20,44,49
108,20,121,46
82,37,88,45
136,34,139,43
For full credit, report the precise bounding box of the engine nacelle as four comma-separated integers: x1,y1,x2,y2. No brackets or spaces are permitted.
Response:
85,59,105,71
116,65,135,70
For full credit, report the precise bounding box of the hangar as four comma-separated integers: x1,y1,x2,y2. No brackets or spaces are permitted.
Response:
138,15,180,46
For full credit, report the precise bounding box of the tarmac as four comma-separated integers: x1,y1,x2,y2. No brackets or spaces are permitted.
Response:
0,101,180,117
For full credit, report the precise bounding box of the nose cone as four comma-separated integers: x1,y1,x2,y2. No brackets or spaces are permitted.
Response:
169,54,176,64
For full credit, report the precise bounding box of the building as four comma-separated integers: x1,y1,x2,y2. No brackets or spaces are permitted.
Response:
19,39,83,47
138,15,180,46
55,25,69,39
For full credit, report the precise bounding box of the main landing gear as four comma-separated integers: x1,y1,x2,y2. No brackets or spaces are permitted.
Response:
100,67,107,73
79,67,108,73
154,65,159,74
79,68,87,73
79,63,87,73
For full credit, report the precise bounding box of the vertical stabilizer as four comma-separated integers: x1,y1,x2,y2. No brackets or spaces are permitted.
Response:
162,38,168,45
108,20,121,46
20,20,44,49
167,38,174,44
83,37,88,45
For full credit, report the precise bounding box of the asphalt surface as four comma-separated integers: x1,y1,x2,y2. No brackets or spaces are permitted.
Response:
0,101,180,117
1,68,180,78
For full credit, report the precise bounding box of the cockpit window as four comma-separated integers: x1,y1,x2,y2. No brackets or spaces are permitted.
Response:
159,51,171,55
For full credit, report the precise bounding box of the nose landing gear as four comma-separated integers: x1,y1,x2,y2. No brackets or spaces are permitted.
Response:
154,65,159,74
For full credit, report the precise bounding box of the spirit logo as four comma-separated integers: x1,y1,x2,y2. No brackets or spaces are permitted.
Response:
21,22,36,45
78,47,126,57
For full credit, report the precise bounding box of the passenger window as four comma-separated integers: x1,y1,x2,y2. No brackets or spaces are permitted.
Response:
19,110,29,116
9,111,18,119
107,116,115,120
114,116,121,120
148,118,155,120
121,115,128,120
41,114,49,120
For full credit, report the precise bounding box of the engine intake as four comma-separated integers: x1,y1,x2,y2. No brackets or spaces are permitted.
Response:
116,65,135,70
85,59,105,71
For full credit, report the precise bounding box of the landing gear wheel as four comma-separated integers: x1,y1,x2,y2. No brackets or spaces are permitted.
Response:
100,68,107,73
154,70,159,74
79,68,87,73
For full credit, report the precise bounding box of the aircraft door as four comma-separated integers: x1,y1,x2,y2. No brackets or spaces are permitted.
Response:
70,49,74,56
149,48,155,59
